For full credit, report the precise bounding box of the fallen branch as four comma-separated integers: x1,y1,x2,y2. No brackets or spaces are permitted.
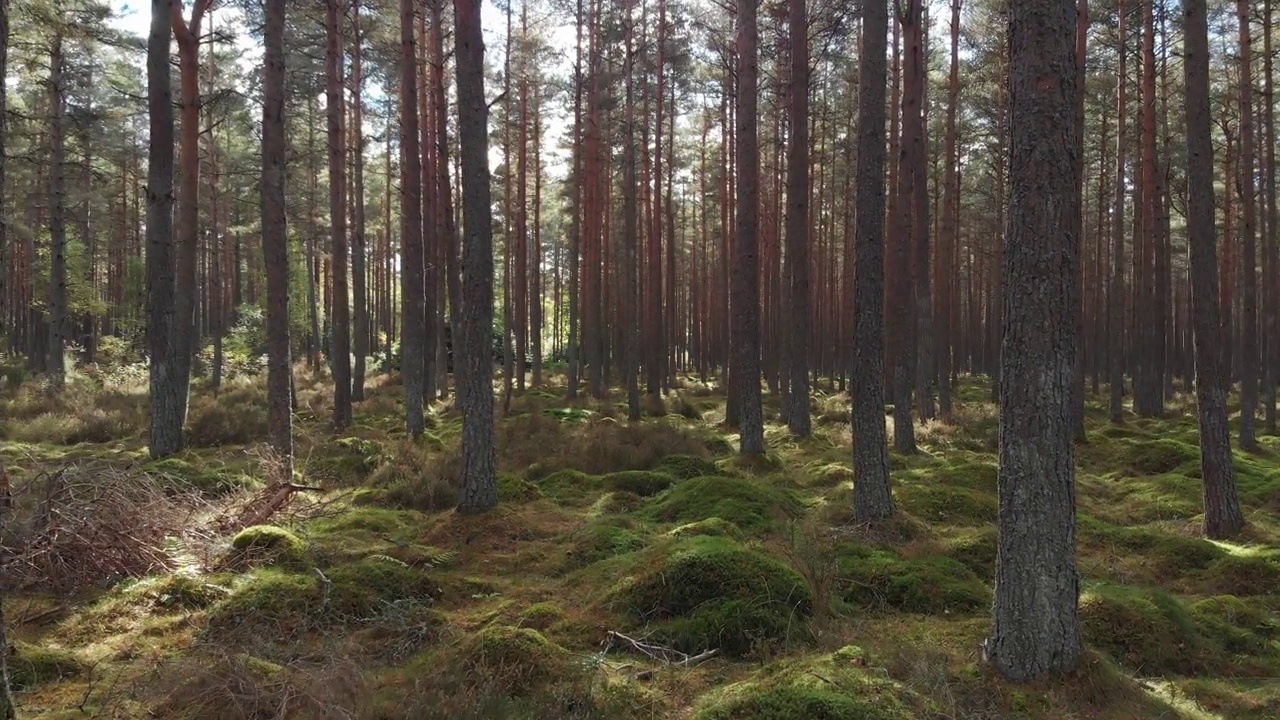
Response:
602,630,720,668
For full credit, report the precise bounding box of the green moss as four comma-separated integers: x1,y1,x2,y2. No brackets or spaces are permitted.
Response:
603,470,676,496
148,456,256,497
1077,583,1273,676
655,454,722,481
151,572,225,610
1198,554,1280,596
668,517,745,541
944,527,998,576
229,525,308,568
518,601,567,631
8,643,85,691
934,462,998,492
615,535,812,656
838,544,990,614
308,436,390,483
594,490,646,514
694,647,925,720
1122,438,1199,475
536,469,605,505
498,474,543,502
563,521,648,570
462,625,570,693
1077,514,1223,577
204,558,440,642
646,476,803,534
1190,596,1279,655
894,483,996,526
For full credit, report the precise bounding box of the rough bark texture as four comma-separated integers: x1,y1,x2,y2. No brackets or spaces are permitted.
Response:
938,0,960,419
400,0,427,436
352,0,368,402
784,0,811,438
147,0,182,460
852,0,895,522
1184,0,1245,540
328,0,351,430
906,0,934,423
567,0,583,399
624,0,641,422
1109,0,1128,424
733,0,765,455
1238,0,1259,449
454,0,498,514
49,32,67,387
1265,0,1278,434
1071,0,1087,439
262,0,293,477
988,0,1083,682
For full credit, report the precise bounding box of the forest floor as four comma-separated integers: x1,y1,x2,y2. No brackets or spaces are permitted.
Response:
2,368,1280,719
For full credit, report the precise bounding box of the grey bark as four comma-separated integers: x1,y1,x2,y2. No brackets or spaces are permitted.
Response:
733,0,765,455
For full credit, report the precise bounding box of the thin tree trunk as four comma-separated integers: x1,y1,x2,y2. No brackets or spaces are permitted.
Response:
352,0,368,401
1264,0,1278,434
328,0,351,429
262,0,293,477
400,0,427,436
48,31,67,387
852,0,895,521
785,0,812,437
624,0,641,421
1110,0,1129,424
454,0,498,513
1238,0,1260,449
148,2,181,459
1185,0,1245,539
733,0,764,454
938,0,961,419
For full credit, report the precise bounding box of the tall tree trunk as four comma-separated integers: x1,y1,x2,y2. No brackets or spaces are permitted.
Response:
938,0,961,419
906,0,934,423
352,0,368,401
262,0,293,477
1238,0,1260,449
623,0,641,421
852,0,895,521
1110,0,1129,424
454,0,498,513
1072,0,1087,438
0,4,7,704
1184,0,1245,539
431,0,460,396
147,3,181,459
170,0,209,434
1264,0,1278,434
567,0,584,398
734,0,764,454
989,0,1082,681
400,0,427,436
328,0,352,429
784,0,811,437
48,31,67,387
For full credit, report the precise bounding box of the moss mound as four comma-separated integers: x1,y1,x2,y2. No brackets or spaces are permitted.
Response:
1123,438,1199,475
894,483,996,526
604,470,677,496
839,545,990,615
9,643,86,691
1077,515,1223,578
148,456,257,497
594,490,646,514
694,647,926,720
563,521,648,570
498,474,542,502
461,625,571,693
1078,583,1274,676
934,461,998,492
615,535,812,656
536,469,605,505
518,601,567,631
151,572,225,610
1190,595,1280,655
228,525,308,568
655,454,722,481
1197,554,1280,596
204,558,440,643
668,517,745,541
646,476,803,534
944,527,999,576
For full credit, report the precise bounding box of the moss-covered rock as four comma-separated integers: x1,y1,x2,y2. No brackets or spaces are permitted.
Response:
615,535,812,656
228,525,308,568
461,625,571,693
655,454,722,481
646,476,803,534
603,470,676,496
838,544,990,615
8,643,85,691
693,647,928,720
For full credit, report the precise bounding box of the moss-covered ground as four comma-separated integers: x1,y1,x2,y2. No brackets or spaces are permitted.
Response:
4,370,1280,718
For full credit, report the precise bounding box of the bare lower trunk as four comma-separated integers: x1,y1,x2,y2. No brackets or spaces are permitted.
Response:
989,0,1082,682
733,0,764,455
262,0,293,477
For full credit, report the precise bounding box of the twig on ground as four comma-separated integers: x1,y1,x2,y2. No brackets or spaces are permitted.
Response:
602,630,720,668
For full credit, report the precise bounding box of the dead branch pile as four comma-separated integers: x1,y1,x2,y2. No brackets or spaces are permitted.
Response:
1,461,207,594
